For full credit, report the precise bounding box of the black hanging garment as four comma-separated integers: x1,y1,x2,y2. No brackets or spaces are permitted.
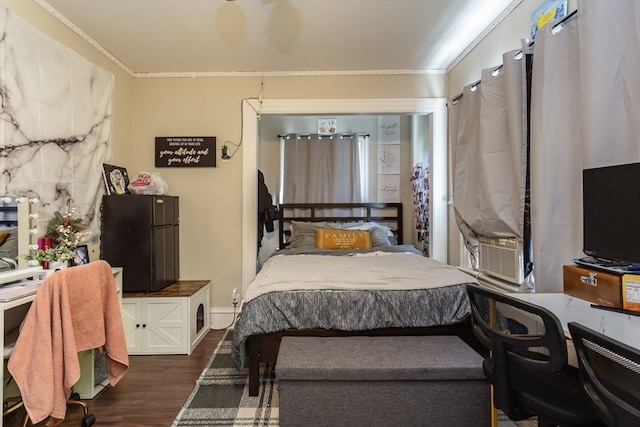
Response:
258,170,278,248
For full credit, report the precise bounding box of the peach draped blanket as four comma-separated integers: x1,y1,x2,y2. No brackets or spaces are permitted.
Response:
8,260,129,425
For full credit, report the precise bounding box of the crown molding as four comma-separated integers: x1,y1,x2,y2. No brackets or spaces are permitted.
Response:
34,0,135,76
134,69,446,78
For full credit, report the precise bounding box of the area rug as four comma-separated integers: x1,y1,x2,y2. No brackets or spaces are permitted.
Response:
172,330,279,426
173,329,534,427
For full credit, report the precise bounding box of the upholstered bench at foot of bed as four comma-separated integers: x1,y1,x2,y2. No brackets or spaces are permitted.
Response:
277,335,490,427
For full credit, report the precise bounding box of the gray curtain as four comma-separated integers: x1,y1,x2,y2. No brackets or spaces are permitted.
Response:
530,1,640,292
529,12,580,293
450,49,531,291
281,134,363,203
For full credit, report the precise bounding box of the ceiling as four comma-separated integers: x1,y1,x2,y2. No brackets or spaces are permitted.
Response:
37,0,519,77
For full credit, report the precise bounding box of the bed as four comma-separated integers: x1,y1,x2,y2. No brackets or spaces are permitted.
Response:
232,202,481,396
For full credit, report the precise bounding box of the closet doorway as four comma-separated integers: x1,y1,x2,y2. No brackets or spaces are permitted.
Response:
241,98,447,290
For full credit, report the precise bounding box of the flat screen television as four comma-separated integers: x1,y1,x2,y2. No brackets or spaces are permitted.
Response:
582,162,640,266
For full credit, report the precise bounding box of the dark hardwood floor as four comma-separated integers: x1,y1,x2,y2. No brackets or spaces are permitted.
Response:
5,329,226,427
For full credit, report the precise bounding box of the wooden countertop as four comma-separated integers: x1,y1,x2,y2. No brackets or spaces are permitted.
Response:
123,280,210,298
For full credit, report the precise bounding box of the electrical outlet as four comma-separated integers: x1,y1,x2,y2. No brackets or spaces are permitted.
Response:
87,242,100,262
231,288,238,305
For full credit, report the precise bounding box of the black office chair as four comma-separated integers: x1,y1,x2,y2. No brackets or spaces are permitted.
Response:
465,284,605,427
567,321,640,427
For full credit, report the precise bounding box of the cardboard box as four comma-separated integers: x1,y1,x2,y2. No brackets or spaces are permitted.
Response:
622,274,640,312
563,265,622,308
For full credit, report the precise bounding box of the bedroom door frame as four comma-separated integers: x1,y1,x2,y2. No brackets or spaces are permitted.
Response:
241,98,448,290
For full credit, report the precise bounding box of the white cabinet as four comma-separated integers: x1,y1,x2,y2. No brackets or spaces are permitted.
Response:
122,281,210,355
122,298,185,354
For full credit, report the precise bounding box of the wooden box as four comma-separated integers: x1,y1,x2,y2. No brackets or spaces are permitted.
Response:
563,265,622,308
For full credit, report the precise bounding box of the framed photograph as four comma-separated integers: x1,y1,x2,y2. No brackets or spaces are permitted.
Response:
72,244,89,266
530,0,567,41
318,118,337,135
102,163,130,195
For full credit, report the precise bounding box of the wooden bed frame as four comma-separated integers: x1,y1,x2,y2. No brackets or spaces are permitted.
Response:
277,202,404,249
245,202,482,396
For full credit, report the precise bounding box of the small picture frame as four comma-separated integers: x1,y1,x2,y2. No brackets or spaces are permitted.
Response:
72,244,89,266
318,118,337,135
102,163,130,195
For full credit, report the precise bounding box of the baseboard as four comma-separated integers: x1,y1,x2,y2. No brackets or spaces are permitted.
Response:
209,306,238,330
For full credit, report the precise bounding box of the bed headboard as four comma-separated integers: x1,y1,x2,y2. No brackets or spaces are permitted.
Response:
278,203,403,249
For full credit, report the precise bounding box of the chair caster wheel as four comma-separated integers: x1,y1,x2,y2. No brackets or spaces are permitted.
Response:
82,413,96,427
70,392,81,400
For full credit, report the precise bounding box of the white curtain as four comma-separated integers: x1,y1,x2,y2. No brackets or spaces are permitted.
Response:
530,1,640,292
281,134,363,203
450,49,531,290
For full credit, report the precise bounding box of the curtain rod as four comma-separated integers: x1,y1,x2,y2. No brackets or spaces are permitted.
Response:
449,9,578,105
278,133,370,138
550,9,577,33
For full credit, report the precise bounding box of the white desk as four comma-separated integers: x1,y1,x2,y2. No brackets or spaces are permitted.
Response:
0,267,47,427
509,292,640,350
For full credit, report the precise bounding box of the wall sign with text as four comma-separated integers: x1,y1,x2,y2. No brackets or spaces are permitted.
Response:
155,136,216,167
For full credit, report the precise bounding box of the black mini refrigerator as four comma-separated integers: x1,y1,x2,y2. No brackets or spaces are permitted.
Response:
101,194,179,292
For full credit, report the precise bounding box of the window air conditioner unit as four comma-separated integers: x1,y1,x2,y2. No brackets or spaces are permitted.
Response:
478,235,524,284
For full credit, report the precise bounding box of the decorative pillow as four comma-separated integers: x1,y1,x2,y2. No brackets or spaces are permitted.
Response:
315,228,372,250
288,221,330,249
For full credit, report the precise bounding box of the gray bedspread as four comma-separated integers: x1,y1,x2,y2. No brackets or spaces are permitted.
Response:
231,246,476,370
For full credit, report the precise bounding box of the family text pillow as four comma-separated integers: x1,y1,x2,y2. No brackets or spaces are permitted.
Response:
315,228,372,250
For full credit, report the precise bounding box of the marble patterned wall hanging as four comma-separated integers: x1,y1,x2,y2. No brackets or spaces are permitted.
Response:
0,4,113,242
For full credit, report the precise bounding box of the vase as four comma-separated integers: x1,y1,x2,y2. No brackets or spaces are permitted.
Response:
48,261,69,271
